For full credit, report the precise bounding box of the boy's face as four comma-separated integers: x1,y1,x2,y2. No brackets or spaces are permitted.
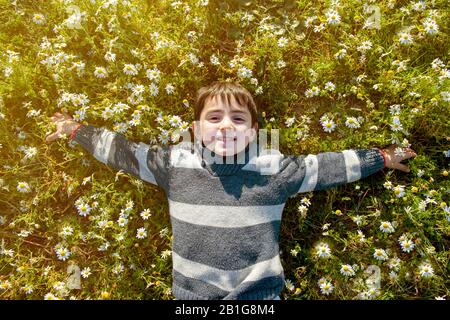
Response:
194,94,257,157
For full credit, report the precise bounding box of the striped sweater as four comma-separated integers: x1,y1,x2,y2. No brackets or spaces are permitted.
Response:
72,124,386,300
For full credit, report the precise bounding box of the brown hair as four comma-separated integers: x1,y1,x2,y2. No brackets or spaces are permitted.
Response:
194,81,259,128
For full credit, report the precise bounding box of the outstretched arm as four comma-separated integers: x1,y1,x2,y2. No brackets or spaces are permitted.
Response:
46,112,170,191
283,145,416,197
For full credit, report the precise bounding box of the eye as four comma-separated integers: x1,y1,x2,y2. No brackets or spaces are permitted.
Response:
234,117,245,122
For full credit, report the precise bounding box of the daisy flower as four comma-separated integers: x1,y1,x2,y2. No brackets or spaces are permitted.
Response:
379,221,395,234
383,181,393,189
390,117,403,132
305,86,320,98
149,83,159,96
17,181,31,193
423,19,439,35
412,1,426,11
315,242,331,258
123,64,138,76
140,209,152,220
81,267,91,278
340,264,356,276
285,279,294,291
24,147,37,159
146,67,161,82
321,118,336,133
94,66,108,78
357,40,372,52
277,37,289,47
301,197,311,206
210,54,220,65
136,227,147,239
319,279,334,295
398,32,413,45
132,84,145,96
161,249,172,259
104,51,116,62
388,257,401,271
298,205,308,217
373,248,388,261
54,244,71,261
324,82,335,91
22,285,33,294
117,216,128,227
0,280,12,290
60,226,74,237
393,185,405,198
44,293,60,300
313,23,326,33
165,83,175,95
285,116,296,127
76,202,91,217
32,13,46,25
394,147,406,157
334,48,347,59
325,9,341,25
418,263,434,278
345,117,361,129
400,238,415,253
276,60,286,68
237,66,252,79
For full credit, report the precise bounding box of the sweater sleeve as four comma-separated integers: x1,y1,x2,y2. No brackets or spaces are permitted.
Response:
72,124,170,192
281,148,385,198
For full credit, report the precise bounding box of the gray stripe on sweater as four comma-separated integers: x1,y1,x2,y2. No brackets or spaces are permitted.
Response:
173,270,230,299
172,252,283,292
222,274,285,300
105,133,142,178
315,151,347,190
169,168,288,205
172,217,281,270
173,270,284,300
169,199,284,228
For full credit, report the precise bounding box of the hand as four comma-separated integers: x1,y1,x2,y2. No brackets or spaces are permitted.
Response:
381,144,417,173
45,112,81,143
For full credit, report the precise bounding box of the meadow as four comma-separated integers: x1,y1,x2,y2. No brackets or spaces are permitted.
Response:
0,0,449,300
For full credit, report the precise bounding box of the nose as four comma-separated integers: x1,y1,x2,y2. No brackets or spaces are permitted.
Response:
218,117,234,131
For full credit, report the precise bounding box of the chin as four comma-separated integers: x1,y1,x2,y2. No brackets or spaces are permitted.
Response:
215,146,246,157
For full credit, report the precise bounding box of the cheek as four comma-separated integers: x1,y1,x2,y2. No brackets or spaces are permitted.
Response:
200,124,217,142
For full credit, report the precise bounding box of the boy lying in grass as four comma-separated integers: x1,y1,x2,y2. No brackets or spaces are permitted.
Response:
46,81,417,300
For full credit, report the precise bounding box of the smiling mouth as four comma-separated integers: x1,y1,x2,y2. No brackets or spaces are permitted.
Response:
216,136,237,142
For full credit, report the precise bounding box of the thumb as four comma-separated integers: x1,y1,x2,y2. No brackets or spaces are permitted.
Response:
394,163,410,173
45,132,60,143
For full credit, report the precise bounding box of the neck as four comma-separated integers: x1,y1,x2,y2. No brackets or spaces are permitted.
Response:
193,140,258,176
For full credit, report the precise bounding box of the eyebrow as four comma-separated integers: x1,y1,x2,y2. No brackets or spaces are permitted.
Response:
206,109,248,115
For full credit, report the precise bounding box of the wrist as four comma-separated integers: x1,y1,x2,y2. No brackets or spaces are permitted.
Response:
379,148,387,168
69,123,82,140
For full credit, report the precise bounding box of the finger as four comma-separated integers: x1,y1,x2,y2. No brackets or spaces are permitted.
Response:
394,163,410,172
50,113,64,121
403,150,417,159
62,111,72,120
45,132,59,142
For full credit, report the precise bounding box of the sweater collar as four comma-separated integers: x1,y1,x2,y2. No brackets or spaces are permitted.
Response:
193,140,257,176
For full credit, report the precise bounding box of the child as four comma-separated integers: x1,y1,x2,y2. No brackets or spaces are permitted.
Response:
46,81,417,300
